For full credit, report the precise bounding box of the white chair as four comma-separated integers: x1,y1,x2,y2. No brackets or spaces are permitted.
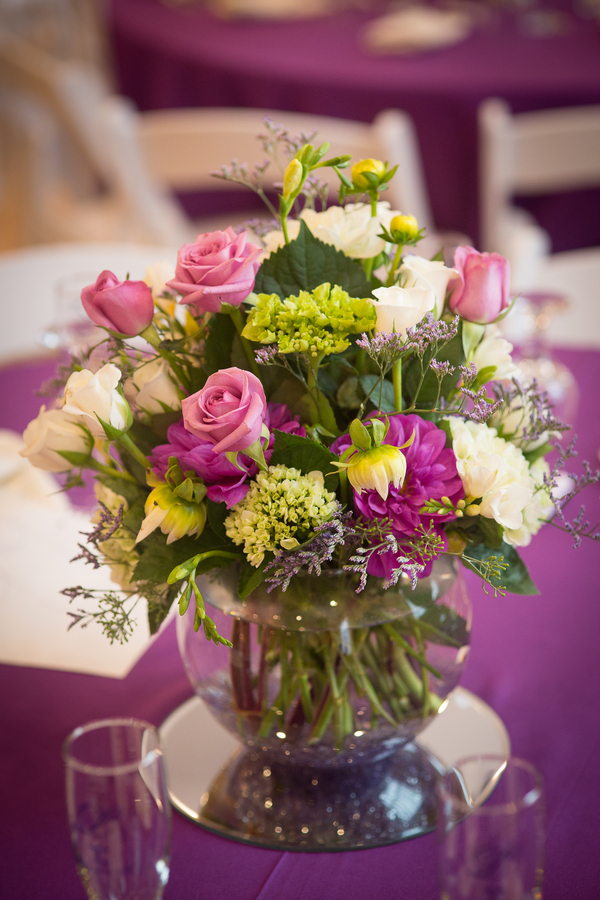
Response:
479,98,600,347
0,32,189,248
0,31,451,252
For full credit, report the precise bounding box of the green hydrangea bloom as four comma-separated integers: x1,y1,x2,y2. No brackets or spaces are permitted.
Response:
242,282,376,358
224,465,338,567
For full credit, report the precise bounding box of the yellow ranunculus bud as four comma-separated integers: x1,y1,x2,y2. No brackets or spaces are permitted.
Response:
390,214,420,243
351,158,386,190
346,444,407,501
283,159,304,198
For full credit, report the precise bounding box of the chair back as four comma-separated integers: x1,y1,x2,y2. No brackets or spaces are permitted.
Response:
135,106,434,230
479,98,600,252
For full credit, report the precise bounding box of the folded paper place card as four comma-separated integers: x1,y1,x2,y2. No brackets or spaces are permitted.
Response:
362,6,474,54
0,430,154,679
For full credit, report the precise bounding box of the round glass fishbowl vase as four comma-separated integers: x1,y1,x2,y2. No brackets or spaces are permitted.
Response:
176,555,472,850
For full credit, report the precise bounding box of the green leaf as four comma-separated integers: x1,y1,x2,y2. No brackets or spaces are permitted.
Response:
207,499,229,541
95,474,146,508
253,220,372,299
405,601,470,648
463,542,539,596
133,530,232,584
203,312,237,375
359,374,396,413
56,449,91,468
269,430,339,492
122,498,145,535
237,559,269,600
476,516,505,550
523,441,554,465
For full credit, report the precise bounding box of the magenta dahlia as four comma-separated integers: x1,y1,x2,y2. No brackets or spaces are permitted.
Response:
332,413,464,578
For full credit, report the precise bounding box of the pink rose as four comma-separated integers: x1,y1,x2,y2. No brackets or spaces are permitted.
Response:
447,247,511,324
166,228,262,313
81,271,154,336
182,367,267,453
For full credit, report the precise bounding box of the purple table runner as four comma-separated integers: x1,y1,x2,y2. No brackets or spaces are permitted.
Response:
2,350,599,898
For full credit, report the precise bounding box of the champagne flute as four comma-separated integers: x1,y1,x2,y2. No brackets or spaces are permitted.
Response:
64,718,172,900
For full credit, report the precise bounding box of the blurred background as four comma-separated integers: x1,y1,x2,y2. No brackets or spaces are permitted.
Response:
1,0,599,358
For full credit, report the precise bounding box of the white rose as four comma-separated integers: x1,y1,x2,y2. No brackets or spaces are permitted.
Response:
63,363,130,438
144,261,176,296
125,357,182,415
301,202,397,259
370,285,436,335
20,406,93,472
399,255,459,319
470,324,520,383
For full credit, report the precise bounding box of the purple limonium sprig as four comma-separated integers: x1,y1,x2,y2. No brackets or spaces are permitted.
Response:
255,344,280,366
494,378,569,445
84,502,125,547
460,386,503,423
430,359,456,378
70,544,101,569
356,331,406,371
458,362,478,388
403,313,459,356
265,513,351,592
543,439,600,547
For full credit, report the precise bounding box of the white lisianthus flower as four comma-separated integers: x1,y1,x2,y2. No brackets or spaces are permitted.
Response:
301,202,397,259
504,458,553,546
470,324,520,384
370,285,436,335
63,364,131,438
261,202,399,261
20,406,93,472
144,261,176,297
448,418,547,545
125,357,182,416
399,255,459,319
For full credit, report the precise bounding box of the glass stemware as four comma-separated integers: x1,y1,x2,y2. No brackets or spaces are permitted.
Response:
500,291,579,426
63,718,172,900
437,755,545,900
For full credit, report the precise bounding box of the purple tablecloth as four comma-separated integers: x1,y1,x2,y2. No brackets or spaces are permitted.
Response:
2,350,600,899
108,0,600,249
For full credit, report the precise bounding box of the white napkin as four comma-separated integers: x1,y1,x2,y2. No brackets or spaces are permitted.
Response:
363,6,473,54
0,430,155,678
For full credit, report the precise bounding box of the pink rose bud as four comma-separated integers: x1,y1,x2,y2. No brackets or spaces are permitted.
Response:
81,271,155,336
447,247,511,324
166,228,262,313
182,367,267,454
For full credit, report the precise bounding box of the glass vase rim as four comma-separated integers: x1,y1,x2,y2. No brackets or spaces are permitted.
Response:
63,717,162,777
439,754,543,816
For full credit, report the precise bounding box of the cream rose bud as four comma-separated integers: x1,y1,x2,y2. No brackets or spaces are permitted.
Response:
126,357,181,415
63,363,130,438
399,256,459,319
20,406,93,472
370,285,436,335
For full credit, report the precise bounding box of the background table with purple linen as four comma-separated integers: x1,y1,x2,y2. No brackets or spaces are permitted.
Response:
1,347,599,899
107,0,600,251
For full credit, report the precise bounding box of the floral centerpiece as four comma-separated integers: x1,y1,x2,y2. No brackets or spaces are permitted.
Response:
20,123,598,839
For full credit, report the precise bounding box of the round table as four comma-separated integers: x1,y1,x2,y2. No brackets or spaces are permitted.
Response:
108,0,600,249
